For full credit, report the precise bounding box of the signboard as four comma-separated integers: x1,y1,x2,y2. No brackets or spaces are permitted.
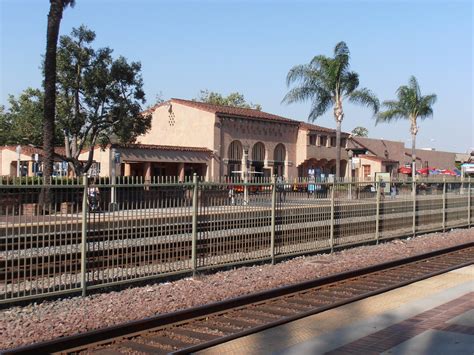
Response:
461,163,474,173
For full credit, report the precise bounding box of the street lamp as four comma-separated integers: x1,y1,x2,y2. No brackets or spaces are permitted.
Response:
16,145,22,177
242,144,250,204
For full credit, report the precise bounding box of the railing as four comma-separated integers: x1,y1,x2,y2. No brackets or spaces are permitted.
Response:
0,175,472,304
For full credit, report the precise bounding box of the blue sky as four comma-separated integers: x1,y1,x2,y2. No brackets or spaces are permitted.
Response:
1,0,472,152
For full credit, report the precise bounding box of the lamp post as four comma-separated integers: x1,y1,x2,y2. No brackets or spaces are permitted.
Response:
16,145,22,177
242,145,249,204
348,150,354,199
110,147,121,211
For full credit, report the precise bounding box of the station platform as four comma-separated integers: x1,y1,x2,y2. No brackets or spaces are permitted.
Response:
198,265,474,355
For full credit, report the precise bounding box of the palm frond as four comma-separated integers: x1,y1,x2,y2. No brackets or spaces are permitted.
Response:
308,90,333,120
282,86,317,105
286,64,311,86
341,71,359,95
408,76,421,99
348,88,379,114
376,108,406,124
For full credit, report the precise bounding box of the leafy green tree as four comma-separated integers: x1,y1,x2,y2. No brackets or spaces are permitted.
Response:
43,0,75,184
283,41,379,178
56,25,152,175
196,90,262,110
351,126,369,137
0,88,64,146
377,76,437,180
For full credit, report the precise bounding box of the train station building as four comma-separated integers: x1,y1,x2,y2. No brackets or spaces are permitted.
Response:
0,98,463,181
78,98,351,181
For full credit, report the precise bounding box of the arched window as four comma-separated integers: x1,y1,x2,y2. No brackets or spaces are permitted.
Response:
227,140,243,176
274,144,286,176
251,142,265,162
228,140,243,161
274,144,286,163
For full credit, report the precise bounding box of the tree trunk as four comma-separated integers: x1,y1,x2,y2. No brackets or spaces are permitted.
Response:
40,0,64,211
43,0,63,182
411,132,417,181
335,120,342,180
410,118,418,181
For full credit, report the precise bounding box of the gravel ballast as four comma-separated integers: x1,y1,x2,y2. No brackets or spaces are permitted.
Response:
1,228,473,350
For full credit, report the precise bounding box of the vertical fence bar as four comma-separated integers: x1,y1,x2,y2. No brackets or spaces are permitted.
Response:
412,181,416,236
191,173,198,276
442,177,446,232
330,180,335,252
375,181,380,244
270,175,276,264
468,177,471,227
81,174,88,297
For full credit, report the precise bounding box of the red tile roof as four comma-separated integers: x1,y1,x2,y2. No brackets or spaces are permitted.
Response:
300,122,349,135
169,98,299,125
147,98,348,134
359,154,399,163
1,145,67,156
112,143,212,153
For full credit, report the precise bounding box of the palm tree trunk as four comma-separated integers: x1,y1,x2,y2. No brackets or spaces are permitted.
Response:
40,0,64,210
335,120,342,179
411,132,417,181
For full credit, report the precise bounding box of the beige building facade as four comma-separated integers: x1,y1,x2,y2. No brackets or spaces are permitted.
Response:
5,98,459,181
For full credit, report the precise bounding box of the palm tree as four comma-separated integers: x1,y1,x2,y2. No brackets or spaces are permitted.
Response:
377,76,437,180
283,41,379,179
43,0,75,182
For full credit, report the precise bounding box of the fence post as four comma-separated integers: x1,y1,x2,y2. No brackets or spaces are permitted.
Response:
81,174,88,297
468,177,471,227
375,180,380,244
412,180,416,237
330,180,335,253
442,177,446,232
270,175,276,264
191,173,198,277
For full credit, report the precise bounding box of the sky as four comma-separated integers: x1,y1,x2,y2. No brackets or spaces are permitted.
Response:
0,0,472,153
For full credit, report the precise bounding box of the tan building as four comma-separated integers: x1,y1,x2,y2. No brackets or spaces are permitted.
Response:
80,98,349,181
137,99,350,180
0,99,355,180
0,145,68,177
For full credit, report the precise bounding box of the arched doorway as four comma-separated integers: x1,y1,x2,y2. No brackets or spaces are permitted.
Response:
251,142,266,173
273,143,286,177
227,140,242,176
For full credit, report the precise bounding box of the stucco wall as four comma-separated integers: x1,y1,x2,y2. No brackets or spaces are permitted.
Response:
295,129,308,168
77,147,110,177
358,157,382,180
138,103,217,179
139,103,216,150
1,149,32,176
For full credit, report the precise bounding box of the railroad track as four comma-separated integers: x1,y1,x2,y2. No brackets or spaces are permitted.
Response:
4,242,473,355
2,209,468,283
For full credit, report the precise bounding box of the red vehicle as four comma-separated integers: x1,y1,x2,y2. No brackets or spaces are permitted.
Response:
229,171,266,194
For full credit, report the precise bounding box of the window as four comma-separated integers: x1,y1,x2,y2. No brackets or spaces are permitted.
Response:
341,138,347,148
309,135,316,145
363,164,371,178
228,140,243,161
320,136,327,146
330,137,337,147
